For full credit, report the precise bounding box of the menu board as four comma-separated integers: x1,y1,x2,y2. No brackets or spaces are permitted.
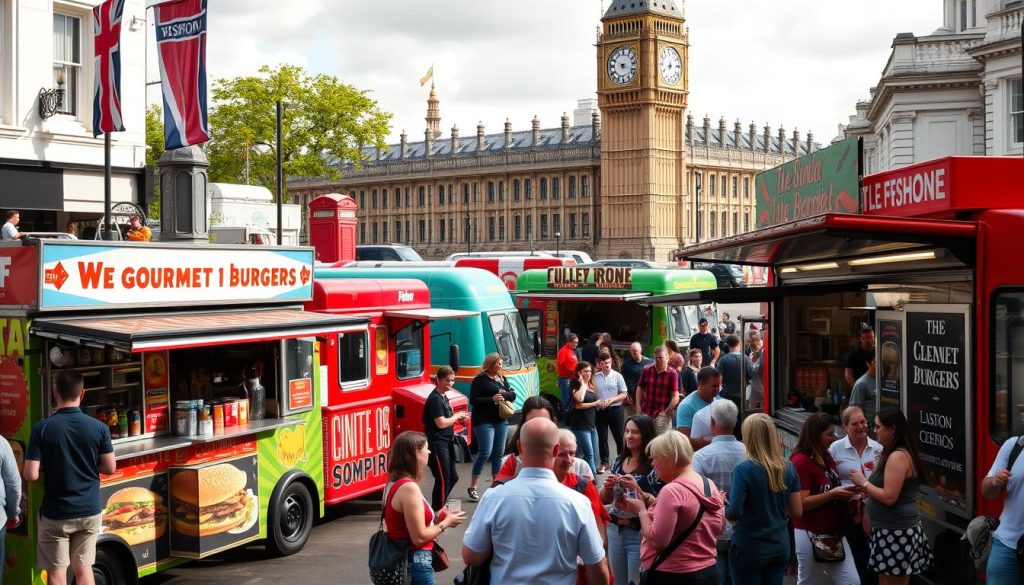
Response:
905,308,969,515
877,315,903,410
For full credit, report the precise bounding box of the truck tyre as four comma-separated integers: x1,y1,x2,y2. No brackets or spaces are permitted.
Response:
266,479,314,556
72,543,135,585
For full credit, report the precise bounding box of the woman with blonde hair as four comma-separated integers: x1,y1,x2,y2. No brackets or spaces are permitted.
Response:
622,430,724,584
383,431,466,585
727,413,803,585
467,352,516,501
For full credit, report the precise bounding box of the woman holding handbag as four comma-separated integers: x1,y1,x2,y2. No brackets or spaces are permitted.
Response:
382,431,466,585
468,353,517,502
790,413,860,584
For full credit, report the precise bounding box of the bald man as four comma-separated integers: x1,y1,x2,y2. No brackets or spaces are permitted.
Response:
463,418,609,585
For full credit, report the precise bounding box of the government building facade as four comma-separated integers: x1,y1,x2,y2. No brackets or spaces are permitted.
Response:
289,0,817,260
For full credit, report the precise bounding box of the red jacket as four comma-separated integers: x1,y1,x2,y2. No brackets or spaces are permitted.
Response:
557,344,578,378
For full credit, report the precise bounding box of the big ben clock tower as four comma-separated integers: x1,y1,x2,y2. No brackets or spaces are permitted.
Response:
597,0,688,260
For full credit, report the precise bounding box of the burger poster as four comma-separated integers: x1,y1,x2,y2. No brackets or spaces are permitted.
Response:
169,457,260,557
99,474,170,569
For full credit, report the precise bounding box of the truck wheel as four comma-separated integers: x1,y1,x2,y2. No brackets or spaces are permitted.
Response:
71,544,135,585
266,480,314,556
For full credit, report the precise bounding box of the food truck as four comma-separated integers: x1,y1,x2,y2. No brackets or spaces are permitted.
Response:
513,266,717,404
340,255,577,291
316,266,541,412
667,155,1024,581
0,239,470,585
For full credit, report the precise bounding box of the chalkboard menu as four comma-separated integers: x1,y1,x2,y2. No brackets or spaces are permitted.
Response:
877,317,903,410
905,309,968,515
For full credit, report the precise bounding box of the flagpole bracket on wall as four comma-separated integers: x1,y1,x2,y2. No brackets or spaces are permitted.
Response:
38,87,65,120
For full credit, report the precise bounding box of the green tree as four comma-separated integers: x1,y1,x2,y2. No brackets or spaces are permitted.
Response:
145,104,165,219
207,64,391,199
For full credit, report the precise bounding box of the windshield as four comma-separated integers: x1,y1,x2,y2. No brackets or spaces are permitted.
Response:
397,247,424,261
670,304,701,340
488,311,536,370
511,311,537,365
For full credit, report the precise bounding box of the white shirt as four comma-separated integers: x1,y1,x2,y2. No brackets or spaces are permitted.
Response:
689,396,724,439
987,436,1024,549
593,369,627,402
463,467,605,585
828,435,883,486
1,222,18,240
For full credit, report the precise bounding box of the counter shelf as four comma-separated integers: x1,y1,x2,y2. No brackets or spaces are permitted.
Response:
112,415,307,460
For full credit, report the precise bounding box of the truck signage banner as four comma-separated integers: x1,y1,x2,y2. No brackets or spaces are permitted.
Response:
0,246,40,310
37,242,314,311
546,266,632,289
755,137,860,228
905,306,969,517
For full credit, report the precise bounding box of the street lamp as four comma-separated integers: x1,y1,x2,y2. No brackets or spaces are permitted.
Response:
694,171,703,244
555,231,561,257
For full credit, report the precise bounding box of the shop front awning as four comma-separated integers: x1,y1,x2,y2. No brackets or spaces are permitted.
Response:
639,283,846,306
674,214,977,266
514,292,652,302
31,307,369,353
383,308,478,320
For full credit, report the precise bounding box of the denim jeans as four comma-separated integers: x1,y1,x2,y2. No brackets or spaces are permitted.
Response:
0,525,5,585
471,421,508,478
716,547,732,585
409,549,435,585
608,524,642,585
573,427,599,476
729,545,788,585
986,539,1024,585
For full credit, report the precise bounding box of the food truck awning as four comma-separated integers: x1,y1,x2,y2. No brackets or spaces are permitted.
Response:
383,308,478,321
673,213,977,266
640,283,842,306
514,292,652,302
31,307,369,353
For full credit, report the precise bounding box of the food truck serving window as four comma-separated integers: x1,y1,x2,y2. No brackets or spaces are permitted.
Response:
338,331,369,390
395,323,424,381
993,289,1024,442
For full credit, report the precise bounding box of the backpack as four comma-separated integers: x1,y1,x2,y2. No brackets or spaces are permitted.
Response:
963,436,1024,570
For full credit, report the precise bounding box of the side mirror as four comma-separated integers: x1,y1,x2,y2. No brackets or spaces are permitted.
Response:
449,344,461,373
533,331,541,356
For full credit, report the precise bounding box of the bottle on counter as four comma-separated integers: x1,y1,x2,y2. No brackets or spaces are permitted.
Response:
199,407,213,437
128,410,141,436
118,406,129,438
108,408,120,439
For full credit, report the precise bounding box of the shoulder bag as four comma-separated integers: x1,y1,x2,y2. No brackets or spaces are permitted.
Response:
637,476,711,585
369,482,411,585
496,375,515,420
808,456,847,563
431,539,449,572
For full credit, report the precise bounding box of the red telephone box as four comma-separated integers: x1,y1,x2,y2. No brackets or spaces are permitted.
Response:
309,193,357,264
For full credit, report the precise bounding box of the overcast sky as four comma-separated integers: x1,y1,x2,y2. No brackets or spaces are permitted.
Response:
149,0,944,144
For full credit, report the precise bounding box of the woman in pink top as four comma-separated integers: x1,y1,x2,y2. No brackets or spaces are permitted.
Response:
624,430,724,584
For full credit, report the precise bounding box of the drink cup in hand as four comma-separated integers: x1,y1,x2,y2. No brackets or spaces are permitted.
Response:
446,498,462,513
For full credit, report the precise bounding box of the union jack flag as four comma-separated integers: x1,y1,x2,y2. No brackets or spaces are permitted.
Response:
92,0,125,136
154,0,209,150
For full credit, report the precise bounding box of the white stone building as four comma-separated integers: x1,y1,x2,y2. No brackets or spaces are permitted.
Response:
0,0,148,235
844,0,1022,173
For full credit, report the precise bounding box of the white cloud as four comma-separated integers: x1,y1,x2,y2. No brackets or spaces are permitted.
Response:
149,0,942,143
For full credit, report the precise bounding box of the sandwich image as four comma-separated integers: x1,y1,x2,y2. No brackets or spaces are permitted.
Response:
102,487,168,546
170,464,255,537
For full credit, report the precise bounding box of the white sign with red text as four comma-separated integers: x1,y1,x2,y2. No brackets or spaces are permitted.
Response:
40,242,314,310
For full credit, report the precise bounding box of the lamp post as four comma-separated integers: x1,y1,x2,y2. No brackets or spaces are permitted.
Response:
555,231,561,257
694,171,703,243
276,100,283,245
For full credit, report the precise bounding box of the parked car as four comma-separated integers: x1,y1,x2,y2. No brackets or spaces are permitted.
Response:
445,250,554,261
692,261,746,288
355,244,424,261
588,259,671,268
538,250,593,265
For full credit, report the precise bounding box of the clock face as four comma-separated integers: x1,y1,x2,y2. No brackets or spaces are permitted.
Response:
659,46,682,85
607,47,638,85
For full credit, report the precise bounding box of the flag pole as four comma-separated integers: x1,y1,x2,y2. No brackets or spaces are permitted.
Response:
103,132,113,240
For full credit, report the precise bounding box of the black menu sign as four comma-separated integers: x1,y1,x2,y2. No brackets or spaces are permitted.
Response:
906,310,967,514
877,318,903,409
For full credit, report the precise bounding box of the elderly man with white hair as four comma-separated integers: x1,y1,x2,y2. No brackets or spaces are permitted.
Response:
553,430,610,547
691,400,747,585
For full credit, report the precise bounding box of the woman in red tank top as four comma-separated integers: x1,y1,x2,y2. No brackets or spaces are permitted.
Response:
384,431,466,585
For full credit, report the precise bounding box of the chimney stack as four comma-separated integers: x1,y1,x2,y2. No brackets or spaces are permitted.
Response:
748,122,757,151
477,122,486,154
719,116,728,148
777,126,787,154
792,128,801,154
400,130,408,159
686,112,695,145
806,131,814,153
703,115,711,146
592,111,601,141
763,123,771,152
561,113,570,144
532,115,541,148
451,124,460,157
425,128,433,158
504,119,513,150
733,119,742,150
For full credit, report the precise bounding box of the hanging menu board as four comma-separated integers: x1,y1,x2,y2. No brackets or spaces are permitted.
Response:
905,306,970,518
876,314,904,410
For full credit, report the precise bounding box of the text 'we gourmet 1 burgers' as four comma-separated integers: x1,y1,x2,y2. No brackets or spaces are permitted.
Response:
102,487,168,546
170,464,255,537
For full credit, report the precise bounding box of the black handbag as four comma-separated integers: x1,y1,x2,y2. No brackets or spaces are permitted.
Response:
369,483,410,585
638,476,710,585
454,562,490,585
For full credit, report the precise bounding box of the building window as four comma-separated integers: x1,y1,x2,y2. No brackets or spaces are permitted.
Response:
709,211,716,238
438,219,445,242
540,178,547,200
372,222,379,243
743,177,750,199
708,175,715,198
463,184,470,204
540,214,548,238
732,212,738,234
720,211,727,236
525,213,533,239
514,215,521,240
360,222,366,243
53,12,82,116
382,222,389,242
499,216,506,240
405,221,410,243
448,184,455,205
552,177,560,200
553,213,561,236
581,176,590,197
582,212,590,238
419,219,426,242
405,187,410,208
418,186,425,207
449,218,455,240
720,175,726,196
487,181,495,202
438,185,445,206
359,191,365,208
392,188,399,209
732,177,738,198
499,181,505,201
371,190,378,209
744,212,750,232
696,208,703,237
380,189,387,209
525,179,532,200
513,179,521,201
488,217,495,241
570,213,578,239
1011,78,1023,145
568,176,577,198
394,221,401,242
464,217,470,242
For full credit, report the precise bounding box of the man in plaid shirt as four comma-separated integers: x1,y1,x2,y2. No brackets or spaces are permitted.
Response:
635,345,680,433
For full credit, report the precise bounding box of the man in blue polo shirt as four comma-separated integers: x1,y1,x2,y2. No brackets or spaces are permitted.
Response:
25,370,116,585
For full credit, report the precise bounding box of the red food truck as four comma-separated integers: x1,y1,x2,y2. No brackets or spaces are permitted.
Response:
0,238,470,585
665,156,1024,582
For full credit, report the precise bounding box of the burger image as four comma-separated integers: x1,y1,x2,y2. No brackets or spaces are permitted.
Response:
102,487,168,546
170,464,255,537
882,341,900,382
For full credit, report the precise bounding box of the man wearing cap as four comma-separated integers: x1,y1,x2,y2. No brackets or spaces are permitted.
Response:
689,318,720,367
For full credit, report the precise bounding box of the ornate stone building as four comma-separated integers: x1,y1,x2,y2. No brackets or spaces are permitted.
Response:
289,0,815,259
